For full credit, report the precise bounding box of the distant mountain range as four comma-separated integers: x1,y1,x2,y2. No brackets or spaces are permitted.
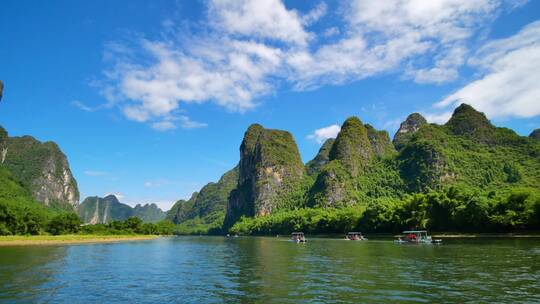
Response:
78,195,166,224
1,104,539,230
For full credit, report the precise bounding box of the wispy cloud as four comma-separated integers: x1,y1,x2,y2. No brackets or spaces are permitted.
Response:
432,20,540,120
84,170,108,176
72,100,101,112
307,124,341,144
144,179,171,188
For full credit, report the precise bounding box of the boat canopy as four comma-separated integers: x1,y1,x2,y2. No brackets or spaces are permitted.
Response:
347,232,363,235
402,230,427,234
292,232,304,235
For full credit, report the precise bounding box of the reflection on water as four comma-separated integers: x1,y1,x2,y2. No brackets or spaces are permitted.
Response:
0,246,66,302
0,237,539,303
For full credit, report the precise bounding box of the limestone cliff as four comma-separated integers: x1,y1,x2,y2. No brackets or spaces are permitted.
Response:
393,113,427,150
224,124,304,227
0,126,79,209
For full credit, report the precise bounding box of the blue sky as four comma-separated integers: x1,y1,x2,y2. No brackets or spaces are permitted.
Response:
1,0,539,210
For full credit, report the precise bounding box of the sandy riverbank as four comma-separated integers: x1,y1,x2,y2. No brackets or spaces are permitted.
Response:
0,235,161,246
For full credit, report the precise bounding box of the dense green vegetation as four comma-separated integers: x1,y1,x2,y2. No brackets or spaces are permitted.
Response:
223,105,540,235
230,187,540,234
47,213,81,235
80,217,175,235
0,165,174,236
173,212,225,235
0,166,55,235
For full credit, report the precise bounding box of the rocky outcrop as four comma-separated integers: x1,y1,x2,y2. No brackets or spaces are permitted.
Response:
167,166,238,224
0,126,79,209
530,129,540,141
393,113,427,150
224,124,304,227
0,80,3,101
366,124,395,157
306,138,335,175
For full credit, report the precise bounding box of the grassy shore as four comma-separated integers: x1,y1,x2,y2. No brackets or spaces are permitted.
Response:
0,234,160,246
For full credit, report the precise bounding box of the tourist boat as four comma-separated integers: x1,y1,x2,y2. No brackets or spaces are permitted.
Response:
345,232,367,241
291,232,306,243
395,230,442,244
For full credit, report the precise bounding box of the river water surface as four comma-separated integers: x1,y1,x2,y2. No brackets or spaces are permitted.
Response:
0,236,539,303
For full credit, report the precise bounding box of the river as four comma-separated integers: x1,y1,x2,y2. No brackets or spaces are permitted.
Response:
0,236,539,303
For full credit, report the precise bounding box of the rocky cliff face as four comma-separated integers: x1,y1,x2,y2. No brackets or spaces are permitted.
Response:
0,126,79,210
167,166,238,224
366,124,395,157
224,124,304,227
393,113,427,150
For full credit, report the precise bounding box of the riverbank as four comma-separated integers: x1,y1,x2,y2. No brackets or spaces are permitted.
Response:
0,235,161,246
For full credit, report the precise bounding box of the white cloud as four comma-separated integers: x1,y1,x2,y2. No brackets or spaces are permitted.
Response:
435,21,540,119
208,0,310,45
96,0,538,129
405,45,467,84
179,115,207,129
294,0,498,87
105,38,284,127
150,115,207,131
302,2,327,25
322,27,340,37
72,100,98,112
307,124,341,144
